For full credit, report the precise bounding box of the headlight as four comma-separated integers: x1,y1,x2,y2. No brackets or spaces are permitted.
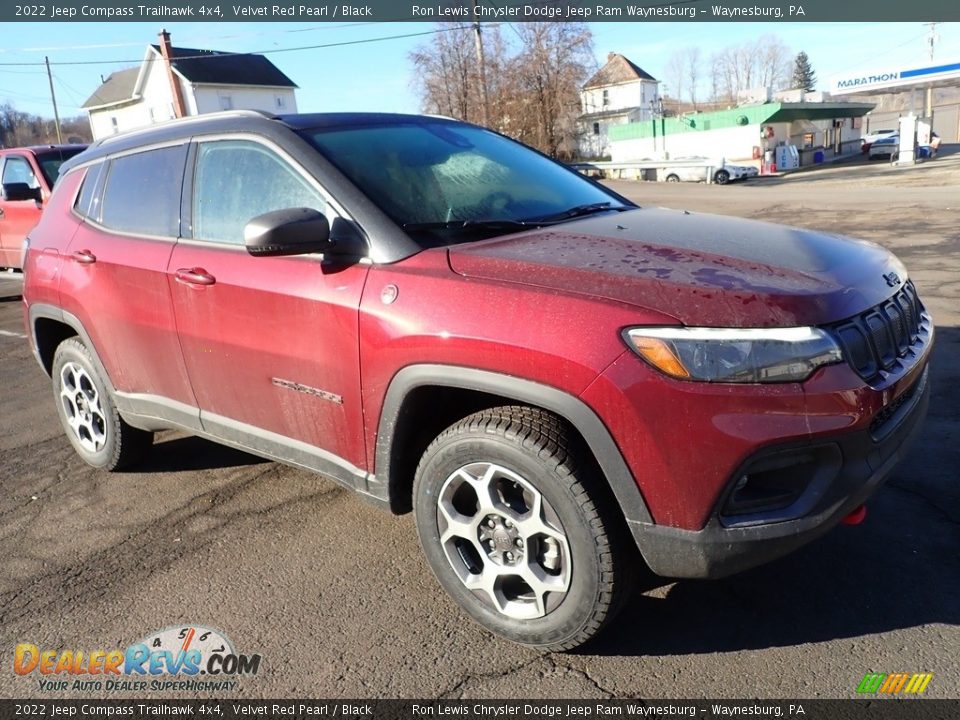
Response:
623,326,843,383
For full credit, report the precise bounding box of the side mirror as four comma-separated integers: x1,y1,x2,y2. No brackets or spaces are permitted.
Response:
2,183,41,203
243,208,331,257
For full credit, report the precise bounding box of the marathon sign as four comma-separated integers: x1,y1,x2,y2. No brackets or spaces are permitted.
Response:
833,59,960,94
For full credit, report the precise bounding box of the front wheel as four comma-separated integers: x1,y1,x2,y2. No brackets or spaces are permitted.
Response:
52,338,153,470
413,407,635,651
665,174,680,183
714,169,730,184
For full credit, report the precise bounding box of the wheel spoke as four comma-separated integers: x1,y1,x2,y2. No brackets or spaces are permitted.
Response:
456,464,501,513
88,412,107,450
67,411,84,433
438,501,477,544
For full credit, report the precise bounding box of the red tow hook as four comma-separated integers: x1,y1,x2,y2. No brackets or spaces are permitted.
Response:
841,504,867,525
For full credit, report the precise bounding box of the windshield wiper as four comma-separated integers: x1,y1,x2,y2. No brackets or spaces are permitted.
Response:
402,218,535,231
402,204,631,233
529,202,630,223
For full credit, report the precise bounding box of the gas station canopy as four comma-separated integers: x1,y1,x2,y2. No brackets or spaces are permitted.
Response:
764,102,877,122
832,59,960,96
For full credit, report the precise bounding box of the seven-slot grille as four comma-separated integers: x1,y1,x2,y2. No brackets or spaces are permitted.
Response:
828,281,925,382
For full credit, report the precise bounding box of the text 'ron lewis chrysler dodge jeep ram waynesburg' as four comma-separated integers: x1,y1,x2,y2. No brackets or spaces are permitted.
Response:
22,111,932,650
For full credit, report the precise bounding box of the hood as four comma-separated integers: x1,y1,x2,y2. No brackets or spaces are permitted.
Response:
447,208,907,327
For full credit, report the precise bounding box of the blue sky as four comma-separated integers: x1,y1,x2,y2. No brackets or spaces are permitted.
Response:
1,22,957,120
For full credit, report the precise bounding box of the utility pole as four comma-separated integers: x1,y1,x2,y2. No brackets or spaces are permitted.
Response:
471,0,490,127
44,56,63,144
923,22,938,124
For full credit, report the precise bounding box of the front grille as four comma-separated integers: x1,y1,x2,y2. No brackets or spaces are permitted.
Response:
869,370,925,438
828,281,925,382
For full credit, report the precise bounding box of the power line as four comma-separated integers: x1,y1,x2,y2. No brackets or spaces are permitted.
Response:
0,25,472,67
53,75,87,111
1,22,380,54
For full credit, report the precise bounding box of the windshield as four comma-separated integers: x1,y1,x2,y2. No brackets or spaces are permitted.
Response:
37,147,86,187
301,121,631,247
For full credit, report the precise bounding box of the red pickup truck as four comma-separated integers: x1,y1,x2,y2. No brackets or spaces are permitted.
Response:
0,145,86,270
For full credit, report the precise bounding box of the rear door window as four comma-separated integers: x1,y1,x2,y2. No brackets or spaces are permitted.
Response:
100,145,187,237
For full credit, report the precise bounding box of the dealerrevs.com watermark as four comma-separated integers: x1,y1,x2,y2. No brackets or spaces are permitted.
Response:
13,626,260,693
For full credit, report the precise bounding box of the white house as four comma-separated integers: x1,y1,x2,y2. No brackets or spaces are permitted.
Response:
578,53,660,159
83,31,298,140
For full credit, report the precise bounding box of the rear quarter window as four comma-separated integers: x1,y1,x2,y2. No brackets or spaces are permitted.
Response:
74,163,104,220
100,145,187,237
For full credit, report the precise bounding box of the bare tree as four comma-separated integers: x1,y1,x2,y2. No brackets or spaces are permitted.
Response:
409,24,482,124
409,22,594,158
0,102,90,147
754,34,791,91
664,51,686,109
684,47,702,109
508,23,595,158
707,35,792,104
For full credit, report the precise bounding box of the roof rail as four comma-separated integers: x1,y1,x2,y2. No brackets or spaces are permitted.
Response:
93,109,279,148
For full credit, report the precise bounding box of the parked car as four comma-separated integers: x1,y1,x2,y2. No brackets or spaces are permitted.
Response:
868,132,941,160
868,134,900,159
662,157,751,184
860,129,896,153
0,144,87,270
22,112,932,651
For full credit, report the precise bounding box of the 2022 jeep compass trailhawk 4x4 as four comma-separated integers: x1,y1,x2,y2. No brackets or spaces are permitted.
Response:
22,111,933,650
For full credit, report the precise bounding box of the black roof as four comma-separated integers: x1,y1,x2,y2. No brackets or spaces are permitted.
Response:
276,112,463,130
1,144,88,156
59,110,437,265
151,45,297,88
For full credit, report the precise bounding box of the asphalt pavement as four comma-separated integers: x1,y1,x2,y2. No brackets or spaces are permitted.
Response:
1,160,957,700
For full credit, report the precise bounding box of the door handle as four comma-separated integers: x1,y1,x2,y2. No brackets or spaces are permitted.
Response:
71,249,97,264
175,267,216,286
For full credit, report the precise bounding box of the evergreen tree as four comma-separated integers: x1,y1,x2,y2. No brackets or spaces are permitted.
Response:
792,51,817,91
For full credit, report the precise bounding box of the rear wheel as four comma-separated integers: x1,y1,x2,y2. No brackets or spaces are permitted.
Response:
52,338,153,470
413,407,635,651
714,169,731,184
665,174,680,183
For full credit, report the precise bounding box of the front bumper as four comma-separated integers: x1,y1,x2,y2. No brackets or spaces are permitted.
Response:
630,363,931,579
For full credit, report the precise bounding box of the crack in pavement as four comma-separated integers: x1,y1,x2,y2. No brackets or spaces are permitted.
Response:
438,653,550,699
887,481,960,527
0,465,345,627
548,656,622,699
437,652,625,699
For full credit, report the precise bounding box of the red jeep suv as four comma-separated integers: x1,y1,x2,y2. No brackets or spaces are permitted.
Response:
22,112,932,650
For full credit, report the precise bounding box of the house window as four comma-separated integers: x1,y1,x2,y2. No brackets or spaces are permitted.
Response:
602,89,609,107
592,123,600,135
220,95,233,111
110,117,118,134
802,133,815,149
275,95,286,109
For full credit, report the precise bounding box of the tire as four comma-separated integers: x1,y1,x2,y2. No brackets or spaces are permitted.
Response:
52,338,153,471
665,174,680,183
714,169,730,185
413,406,635,651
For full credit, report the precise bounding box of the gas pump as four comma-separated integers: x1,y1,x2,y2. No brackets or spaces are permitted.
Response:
894,115,917,165
916,118,934,158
